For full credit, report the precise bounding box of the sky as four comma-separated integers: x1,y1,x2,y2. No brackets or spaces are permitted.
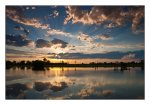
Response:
6,6,144,63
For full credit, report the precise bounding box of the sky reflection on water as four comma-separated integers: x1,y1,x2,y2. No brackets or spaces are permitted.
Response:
6,67,144,99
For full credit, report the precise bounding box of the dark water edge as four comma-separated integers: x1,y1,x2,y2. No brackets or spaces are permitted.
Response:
6,67,144,99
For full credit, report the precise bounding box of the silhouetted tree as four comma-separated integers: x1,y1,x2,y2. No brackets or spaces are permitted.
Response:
12,61,17,65
6,59,145,70
43,58,47,62
26,61,32,66
6,61,12,69
20,61,25,65
32,60,45,70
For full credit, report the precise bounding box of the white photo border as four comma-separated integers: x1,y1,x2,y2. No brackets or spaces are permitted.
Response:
1,0,150,105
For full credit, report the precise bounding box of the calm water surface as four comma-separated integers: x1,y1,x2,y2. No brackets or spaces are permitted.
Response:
6,67,144,99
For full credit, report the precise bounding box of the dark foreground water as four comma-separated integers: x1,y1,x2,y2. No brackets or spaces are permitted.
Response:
6,67,144,99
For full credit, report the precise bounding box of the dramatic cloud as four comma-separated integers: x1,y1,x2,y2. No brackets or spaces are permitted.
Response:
64,6,91,25
35,38,68,48
96,34,112,40
6,6,49,29
64,6,144,31
6,34,33,47
6,6,144,62
35,39,51,48
51,38,68,48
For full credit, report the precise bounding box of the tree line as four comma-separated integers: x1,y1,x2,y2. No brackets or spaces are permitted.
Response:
6,58,144,70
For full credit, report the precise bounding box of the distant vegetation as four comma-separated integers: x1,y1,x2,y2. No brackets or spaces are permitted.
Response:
6,58,144,70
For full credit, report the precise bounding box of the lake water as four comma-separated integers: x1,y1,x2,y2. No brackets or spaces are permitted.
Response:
6,67,144,99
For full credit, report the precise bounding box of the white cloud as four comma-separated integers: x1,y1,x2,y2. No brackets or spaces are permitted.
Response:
50,10,59,18
121,53,136,60
46,29,71,37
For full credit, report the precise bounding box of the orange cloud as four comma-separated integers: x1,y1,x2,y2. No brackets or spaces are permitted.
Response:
6,6,49,29
64,6,144,32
